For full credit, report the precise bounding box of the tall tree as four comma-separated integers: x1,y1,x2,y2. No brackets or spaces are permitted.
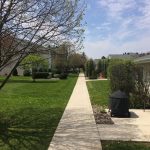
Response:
96,59,102,74
52,43,69,73
68,52,87,71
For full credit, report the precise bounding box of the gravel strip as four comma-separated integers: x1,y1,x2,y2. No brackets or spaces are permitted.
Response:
92,105,114,124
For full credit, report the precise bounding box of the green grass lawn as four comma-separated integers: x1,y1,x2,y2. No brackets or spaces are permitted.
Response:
102,141,150,150
0,75,77,150
86,80,110,107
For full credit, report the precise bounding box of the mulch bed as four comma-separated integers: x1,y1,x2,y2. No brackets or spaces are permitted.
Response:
92,105,114,124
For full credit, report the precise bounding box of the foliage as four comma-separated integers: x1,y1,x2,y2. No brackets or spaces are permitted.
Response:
0,75,77,149
68,52,87,71
108,59,134,95
96,58,109,78
32,72,49,79
0,0,85,90
89,70,97,79
12,68,18,76
96,60,102,74
21,55,48,70
21,55,49,81
23,70,31,76
59,73,68,79
108,59,150,108
52,68,61,74
85,59,97,79
85,61,89,77
52,44,69,73
130,65,150,108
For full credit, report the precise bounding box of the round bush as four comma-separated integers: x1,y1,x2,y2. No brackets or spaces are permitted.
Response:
12,68,18,76
23,70,31,76
33,72,49,79
59,73,68,79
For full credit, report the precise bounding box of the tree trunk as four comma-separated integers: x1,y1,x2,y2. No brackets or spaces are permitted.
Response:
0,60,21,90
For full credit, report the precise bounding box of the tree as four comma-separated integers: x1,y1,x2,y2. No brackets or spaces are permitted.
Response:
85,59,96,79
52,43,69,73
0,0,85,90
108,59,134,95
21,54,48,71
68,52,87,72
96,58,108,78
21,54,49,81
96,59,102,74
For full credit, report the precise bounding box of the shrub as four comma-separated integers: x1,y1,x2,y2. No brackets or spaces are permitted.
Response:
39,68,43,72
52,68,61,74
12,68,18,76
108,60,150,109
85,59,97,79
48,68,52,72
23,70,31,76
108,59,134,95
53,74,60,78
85,62,88,77
59,73,68,79
32,72,49,79
89,70,97,79
130,66,150,108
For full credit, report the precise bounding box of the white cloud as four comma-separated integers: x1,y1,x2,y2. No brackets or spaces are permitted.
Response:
95,22,111,31
136,0,150,30
98,0,136,18
83,0,150,58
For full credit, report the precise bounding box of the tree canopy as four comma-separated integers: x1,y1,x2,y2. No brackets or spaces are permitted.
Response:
0,0,85,89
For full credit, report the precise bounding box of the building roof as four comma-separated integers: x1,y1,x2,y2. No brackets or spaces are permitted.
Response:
108,53,139,60
134,54,150,64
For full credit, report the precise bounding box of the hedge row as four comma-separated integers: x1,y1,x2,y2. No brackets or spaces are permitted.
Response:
108,59,150,109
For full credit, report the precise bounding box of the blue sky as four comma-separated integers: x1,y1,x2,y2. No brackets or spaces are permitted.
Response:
83,0,150,58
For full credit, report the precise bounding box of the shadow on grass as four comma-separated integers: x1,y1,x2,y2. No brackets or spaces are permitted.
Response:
0,79,59,84
0,107,63,150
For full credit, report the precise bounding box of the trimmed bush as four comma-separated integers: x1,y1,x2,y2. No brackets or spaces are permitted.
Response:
52,69,61,74
23,70,31,76
59,73,68,79
48,68,52,72
108,60,150,109
108,59,134,95
32,72,49,79
89,70,97,79
12,68,18,76
85,59,97,79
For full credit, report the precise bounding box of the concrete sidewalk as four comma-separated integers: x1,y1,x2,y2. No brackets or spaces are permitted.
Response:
48,73,102,150
98,109,150,142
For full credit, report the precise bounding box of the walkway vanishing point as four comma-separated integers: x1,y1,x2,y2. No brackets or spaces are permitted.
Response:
48,73,102,150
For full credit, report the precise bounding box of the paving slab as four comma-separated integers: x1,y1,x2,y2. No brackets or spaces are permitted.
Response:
48,73,102,150
98,109,150,142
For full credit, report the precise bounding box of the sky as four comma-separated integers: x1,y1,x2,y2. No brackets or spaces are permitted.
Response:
83,0,150,58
